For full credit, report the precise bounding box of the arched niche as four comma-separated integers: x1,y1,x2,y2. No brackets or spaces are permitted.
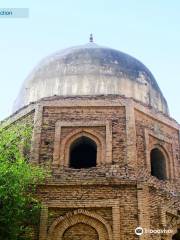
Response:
63,223,98,240
60,128,105,167
150,147,169,180
47,210,112,240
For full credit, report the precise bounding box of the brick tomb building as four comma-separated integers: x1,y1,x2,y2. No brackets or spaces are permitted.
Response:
3,38,180,239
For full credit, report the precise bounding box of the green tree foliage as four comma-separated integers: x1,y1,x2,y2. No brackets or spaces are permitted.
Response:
0,123,48,240
172,229,180,240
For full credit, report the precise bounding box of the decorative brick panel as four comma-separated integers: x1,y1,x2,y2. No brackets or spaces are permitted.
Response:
52,121,112,168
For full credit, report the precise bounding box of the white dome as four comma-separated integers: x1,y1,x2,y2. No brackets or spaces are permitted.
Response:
13,42,169,115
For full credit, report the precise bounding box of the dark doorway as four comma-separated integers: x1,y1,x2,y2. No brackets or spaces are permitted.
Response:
69,136,97,169
172,229,180,240
150,148,167,180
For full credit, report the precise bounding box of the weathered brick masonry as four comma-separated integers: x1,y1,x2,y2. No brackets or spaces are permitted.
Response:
2,95,179,240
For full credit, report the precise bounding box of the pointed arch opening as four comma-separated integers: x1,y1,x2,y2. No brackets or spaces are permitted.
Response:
150,148,167,180
69,136,97,169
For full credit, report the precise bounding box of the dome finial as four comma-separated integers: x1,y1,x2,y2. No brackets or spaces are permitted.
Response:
89,33,93,43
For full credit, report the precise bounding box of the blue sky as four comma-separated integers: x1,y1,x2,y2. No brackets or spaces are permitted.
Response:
0,0,179,122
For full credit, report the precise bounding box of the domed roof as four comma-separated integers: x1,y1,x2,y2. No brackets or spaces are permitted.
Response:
13,41,169,114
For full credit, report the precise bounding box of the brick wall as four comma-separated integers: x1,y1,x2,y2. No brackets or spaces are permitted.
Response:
135,109,180,182
2,95,180,240
40,106,126,166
